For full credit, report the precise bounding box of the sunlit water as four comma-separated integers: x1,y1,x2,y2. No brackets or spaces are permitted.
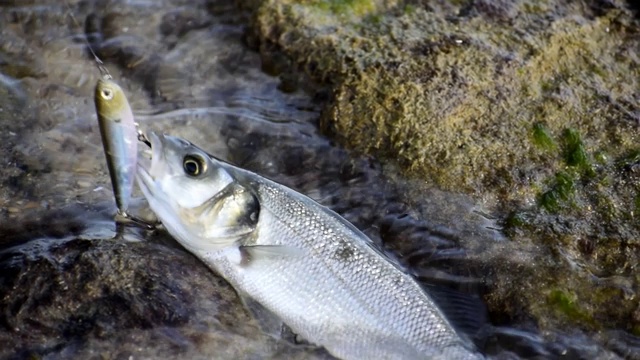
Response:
0,1,637,359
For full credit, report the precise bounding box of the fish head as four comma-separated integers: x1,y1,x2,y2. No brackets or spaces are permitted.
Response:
137,132,242,250
139,132,232,208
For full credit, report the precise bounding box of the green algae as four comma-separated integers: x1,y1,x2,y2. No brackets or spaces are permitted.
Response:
308,0,377,16
504,211,526,229
535,127,609,213
531,123,556,151
403,4,416,15
539,172,575,213
562,128,594,176
535,128,599,212
543,281,638,331
547,289,594,325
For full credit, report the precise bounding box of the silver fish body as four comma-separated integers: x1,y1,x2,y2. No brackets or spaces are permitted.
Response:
136,132,483,360
94,77,138,215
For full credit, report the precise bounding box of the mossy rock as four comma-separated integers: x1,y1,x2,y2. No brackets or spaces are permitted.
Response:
240,0,640,347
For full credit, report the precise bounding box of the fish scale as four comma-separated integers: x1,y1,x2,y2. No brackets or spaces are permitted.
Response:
136,133,483,360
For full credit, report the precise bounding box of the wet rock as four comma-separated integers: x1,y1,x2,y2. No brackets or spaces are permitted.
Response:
0,208,329,359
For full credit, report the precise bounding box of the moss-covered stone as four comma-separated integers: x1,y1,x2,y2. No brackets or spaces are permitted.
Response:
241,0,640,348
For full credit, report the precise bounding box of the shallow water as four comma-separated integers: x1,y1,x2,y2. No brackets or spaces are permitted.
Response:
0,1,638,359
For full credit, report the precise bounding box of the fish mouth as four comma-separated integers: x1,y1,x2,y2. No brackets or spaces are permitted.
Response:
139,131,164,169
137,131,163,195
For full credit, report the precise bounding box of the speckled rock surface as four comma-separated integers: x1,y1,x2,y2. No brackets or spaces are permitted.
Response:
0,206,336,359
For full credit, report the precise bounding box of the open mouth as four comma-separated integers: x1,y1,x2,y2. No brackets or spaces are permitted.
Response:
138,131,164,171
136,131,163,196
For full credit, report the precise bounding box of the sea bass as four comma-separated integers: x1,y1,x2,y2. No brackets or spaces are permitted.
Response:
136,132,483,360
95,77,138,217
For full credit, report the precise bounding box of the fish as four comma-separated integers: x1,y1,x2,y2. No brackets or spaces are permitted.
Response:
94,77,139,218
136,132,483,360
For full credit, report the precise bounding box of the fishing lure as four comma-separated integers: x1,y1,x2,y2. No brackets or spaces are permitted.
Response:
94,75,139,218
65,4,151,224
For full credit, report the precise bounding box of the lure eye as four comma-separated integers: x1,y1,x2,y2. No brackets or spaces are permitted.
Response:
183,154,206,177
101,88,114,100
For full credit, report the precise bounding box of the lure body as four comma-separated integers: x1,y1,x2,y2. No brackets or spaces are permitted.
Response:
94,77,138,216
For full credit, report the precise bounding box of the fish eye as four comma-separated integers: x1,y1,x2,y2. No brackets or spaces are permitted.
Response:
101,88,114,100
183,154,206,177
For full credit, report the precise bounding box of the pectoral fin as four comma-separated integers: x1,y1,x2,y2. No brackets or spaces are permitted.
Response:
239,245,304,267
